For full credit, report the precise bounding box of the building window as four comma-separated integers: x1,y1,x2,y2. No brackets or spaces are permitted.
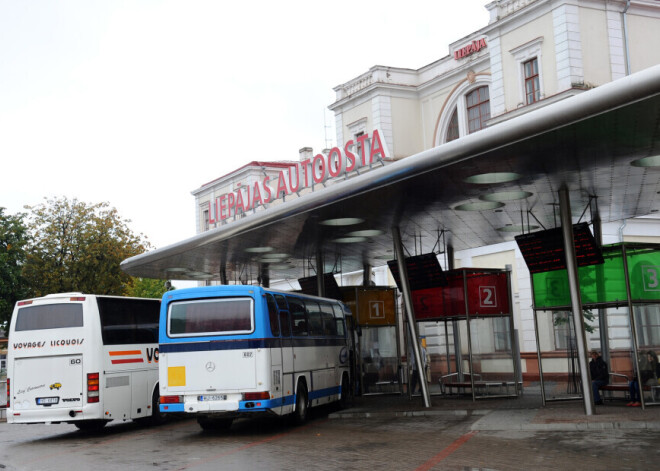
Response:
524,58,540,104
436,79,491,145
493,317,512,352
635,305,660,347
202,208,210,231
466,86,490,134
445,109,459,142
553,311,576,350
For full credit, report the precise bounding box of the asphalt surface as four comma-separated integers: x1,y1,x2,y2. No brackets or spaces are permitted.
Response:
1,387,660,470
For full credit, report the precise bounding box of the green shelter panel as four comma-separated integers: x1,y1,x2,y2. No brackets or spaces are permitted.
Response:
532,244,660,309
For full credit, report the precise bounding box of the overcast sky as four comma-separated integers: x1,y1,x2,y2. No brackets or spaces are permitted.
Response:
0,0,489,250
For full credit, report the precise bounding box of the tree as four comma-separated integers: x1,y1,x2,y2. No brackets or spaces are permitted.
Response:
126,277,174,299
0,208,29,328
23,197,150,297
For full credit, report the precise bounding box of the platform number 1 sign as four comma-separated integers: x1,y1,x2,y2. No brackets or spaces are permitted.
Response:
642,265,660,292
369,300,385,319
479,286,497,308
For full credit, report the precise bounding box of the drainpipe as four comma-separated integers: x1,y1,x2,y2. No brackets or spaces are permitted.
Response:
623,0,631,76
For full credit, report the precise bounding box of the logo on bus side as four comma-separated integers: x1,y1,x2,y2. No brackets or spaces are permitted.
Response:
146,347,159,363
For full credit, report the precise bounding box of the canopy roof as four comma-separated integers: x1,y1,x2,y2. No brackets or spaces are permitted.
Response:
121,66,660,282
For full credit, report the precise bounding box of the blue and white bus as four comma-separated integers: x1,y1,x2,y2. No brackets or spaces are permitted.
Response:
158,285,353,430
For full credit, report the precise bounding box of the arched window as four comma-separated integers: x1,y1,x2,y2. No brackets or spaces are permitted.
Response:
466,86,490,134
445,109,459,143
436,78,491,146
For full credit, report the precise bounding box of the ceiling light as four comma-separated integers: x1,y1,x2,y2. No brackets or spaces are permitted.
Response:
187,271,211,277
319,217,364,226
333,236,368,243
269,263,295,270
631,155,660,167
346,229,385,237
245,246,274,253
464,172,521,184
497,224,540,232
480,191,533,202
166,267,188,272
454,201,505,211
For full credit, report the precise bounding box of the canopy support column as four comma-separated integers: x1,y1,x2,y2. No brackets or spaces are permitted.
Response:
316,247,325,297
392,226,431,407
559,185,594,416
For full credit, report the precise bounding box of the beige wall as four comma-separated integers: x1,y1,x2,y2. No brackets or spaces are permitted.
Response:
579,6,612,87
391,96,423,158
340,100,372,144
472,250,519,293
500,14,557,111
628,14,660,73
421,84,453,148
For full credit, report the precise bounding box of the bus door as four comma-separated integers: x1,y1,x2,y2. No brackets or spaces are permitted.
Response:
273,295,294,410
266,295,284,413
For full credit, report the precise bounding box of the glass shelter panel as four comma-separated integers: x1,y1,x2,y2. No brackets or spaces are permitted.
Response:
359,325,400,394
633,304,660,405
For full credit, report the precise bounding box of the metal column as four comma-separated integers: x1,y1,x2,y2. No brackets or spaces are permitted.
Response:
559,186,595,416
392,226,431,407
621,243,645,409
316,247,325,297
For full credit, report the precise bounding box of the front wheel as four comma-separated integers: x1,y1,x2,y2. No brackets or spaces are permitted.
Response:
339,374,352,409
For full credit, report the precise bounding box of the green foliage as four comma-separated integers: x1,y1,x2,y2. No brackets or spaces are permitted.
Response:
126,277,174,299
22,197,150,298
0,208,30,328
553,309,596,334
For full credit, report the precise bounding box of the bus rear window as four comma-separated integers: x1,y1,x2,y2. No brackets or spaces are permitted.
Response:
15,304,83,331
168,298,253,336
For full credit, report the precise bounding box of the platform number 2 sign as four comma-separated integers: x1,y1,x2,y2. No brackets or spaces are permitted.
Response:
479,286,497,308
642,265,660,292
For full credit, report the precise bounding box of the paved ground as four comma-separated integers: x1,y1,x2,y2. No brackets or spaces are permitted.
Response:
1,388,660,470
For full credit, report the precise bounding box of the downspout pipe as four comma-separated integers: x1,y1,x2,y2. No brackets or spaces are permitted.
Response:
623,0,631,76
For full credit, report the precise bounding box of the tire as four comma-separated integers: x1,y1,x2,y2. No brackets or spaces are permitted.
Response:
339,374,351,409
293,382,309,425
74,420,109,432
149,388,165,425
197,417,233,431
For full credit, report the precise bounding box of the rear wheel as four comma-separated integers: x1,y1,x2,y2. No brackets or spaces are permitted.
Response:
148,388,165,425
292,382,308,424
74,420,109,432
197,417,233,431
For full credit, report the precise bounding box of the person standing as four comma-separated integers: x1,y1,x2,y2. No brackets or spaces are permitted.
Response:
590,349,609,405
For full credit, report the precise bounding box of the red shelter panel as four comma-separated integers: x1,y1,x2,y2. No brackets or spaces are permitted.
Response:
411,269,510,320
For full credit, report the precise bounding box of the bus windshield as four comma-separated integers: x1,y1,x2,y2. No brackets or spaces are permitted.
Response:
15,304,83,331
168,298,253,336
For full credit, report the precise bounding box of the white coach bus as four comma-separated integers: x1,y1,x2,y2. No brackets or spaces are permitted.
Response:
6,293,161,431
158,285,354,430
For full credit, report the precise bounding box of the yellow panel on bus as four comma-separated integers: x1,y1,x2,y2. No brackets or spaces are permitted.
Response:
168,366,186,387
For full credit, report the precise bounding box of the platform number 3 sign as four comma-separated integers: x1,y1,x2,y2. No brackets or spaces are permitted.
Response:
479,286,497,308
642,266,660,292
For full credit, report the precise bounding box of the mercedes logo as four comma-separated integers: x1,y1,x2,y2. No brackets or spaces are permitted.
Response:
205,361,216,372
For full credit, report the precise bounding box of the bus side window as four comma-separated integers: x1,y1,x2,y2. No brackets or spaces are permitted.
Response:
274,294,289,311
287,297,308,336
279,310,291,337
331,304,346,337
266,294,280,337
319,302,337,336
305,300,324,336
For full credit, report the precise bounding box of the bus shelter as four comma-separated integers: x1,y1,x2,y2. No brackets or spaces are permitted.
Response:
340,286,401,395
531,243,660,408
405,267,520,401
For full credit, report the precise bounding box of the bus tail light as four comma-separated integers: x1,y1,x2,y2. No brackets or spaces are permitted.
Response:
70,296,86,301
17,300,32,306
243,391,270,401
87,373,100,403
6,378,9,407
160,395,182,404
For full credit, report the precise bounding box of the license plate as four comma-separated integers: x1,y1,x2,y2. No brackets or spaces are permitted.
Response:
198,394,227,401
37,397,59,405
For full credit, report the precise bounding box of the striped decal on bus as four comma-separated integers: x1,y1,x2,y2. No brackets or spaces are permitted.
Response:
109,350,144,364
